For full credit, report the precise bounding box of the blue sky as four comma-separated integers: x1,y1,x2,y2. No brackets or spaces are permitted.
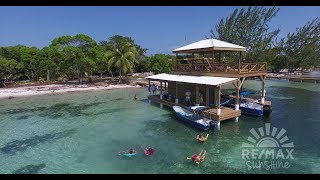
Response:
0,6,319,55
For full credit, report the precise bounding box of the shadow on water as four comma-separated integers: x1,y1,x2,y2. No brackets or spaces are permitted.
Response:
2,102,106,120
0,129,76,155
139,99,150,104
92,108,124,116
12,163,46,174
110,98,124,102
16,115,30,120
38,102,105,118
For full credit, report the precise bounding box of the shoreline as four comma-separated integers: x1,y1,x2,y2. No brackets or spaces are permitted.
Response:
0,83,141,100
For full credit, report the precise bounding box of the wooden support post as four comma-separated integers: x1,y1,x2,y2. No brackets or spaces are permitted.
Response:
235,80,240,110
206,86,210,106
148,80,151,94
175,53,178,71
160,81,163,99
214,85,218,106
259,75,266,104
202,52,205,64
196,85,199,105
238,52,242,73
212,50,215,69
164,81,167,91
216,86,221,115
175,82,179,104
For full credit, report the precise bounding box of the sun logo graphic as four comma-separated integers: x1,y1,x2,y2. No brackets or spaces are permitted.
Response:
241,123,294,171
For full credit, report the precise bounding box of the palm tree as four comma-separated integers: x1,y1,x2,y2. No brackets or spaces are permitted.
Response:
105,36,139,83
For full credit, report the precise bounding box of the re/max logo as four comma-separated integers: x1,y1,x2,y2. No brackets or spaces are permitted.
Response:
242,148,294,160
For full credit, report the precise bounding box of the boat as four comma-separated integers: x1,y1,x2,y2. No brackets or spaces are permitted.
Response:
220,91,272,117
172,106,212,130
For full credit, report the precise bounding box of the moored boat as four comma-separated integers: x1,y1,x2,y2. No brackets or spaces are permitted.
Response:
172,106,212,130
220,92,272,117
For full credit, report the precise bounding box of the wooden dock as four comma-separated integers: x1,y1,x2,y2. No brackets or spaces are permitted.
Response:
148,95,241,121
201,106,241,121
266,75,320,83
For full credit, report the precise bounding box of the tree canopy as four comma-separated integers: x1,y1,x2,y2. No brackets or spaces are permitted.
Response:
210,6,280,62
277,18,320,71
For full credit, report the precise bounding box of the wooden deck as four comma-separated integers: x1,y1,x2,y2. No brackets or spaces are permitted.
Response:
148,94,176,107
172,58,267,77
148,95,241,121
170,71,267,78
201,107,241,121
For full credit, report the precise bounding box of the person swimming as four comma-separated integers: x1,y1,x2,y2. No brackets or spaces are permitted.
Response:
118,148,136,155
191,150,206,164
145,147,155,155
128,148,136,154
142,146,155,156
197,133,206,142
133,94,137,100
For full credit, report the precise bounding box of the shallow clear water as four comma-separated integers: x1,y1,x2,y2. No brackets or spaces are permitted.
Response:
0,80,320,174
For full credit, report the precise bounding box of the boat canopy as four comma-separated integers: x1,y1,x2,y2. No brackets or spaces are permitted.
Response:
146,73,238,86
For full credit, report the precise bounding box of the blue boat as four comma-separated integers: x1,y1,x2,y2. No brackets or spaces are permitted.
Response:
221,92,272,117
172,106,212,130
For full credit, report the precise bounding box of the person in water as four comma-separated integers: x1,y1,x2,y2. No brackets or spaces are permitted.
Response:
144,147,155,155
127,148,136,154
197,133,206,142
132,94,137,100
191,150,206,164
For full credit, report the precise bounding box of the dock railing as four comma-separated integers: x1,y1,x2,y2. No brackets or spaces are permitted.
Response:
173,57,267,74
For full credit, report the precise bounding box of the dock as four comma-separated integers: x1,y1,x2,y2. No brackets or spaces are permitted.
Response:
148,95,241,122
266,75,320,83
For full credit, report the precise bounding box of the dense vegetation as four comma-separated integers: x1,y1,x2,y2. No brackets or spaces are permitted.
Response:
0,34,175,86
0,7,319,86
210,6,320,72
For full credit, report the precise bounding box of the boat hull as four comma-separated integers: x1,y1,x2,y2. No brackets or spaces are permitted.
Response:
239,106,263,116
172,106,211,131
221,96,269,117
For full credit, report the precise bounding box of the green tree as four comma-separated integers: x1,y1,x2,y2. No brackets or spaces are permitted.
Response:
0,57,23,87
87,45,107,79
37,47,59,81
51,34,97,83
278,18,320,71
135,56,151,73
210,6,280,63
104,35,139,83
21,47,41,81
149,54,174,74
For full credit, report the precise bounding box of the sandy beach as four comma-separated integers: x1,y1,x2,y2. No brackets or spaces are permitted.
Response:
0,83,140,99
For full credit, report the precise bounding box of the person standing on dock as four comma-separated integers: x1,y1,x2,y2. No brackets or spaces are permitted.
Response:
185,90,191,105
151,83,157,95
199,91,204,105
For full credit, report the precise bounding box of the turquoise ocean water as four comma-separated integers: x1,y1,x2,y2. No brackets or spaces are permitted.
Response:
0,80,319,174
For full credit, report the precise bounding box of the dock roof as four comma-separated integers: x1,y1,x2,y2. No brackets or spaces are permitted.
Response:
146,73,238,86
172,38,246,53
